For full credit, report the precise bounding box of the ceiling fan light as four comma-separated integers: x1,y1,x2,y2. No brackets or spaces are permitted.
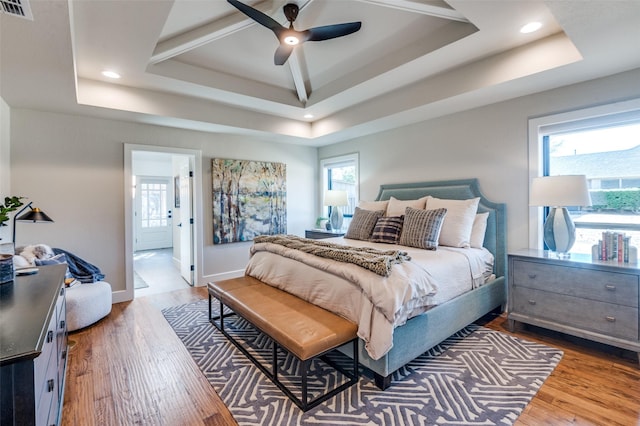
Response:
284,35,299,45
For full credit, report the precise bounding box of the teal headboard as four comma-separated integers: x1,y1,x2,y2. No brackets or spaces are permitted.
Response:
375,179,507,278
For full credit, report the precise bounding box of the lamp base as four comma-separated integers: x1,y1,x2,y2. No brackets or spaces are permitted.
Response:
543,207,576,256
330,207,343,231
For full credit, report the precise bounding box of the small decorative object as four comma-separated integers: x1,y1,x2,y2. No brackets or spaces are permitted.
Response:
0,254,14,284
530,175,592,258
324,190,348,231
315,217,328,229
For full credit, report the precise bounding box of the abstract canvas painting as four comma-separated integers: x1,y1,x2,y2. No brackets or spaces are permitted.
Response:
212,158,286,244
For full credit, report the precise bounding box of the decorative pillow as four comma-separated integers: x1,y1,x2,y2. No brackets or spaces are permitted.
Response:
399,207,447,250
425,197,480,248
470,212,489,248
34,253,73,279
358,200,389,212
345,207,384,241
385,196,427,217
369,216,404,244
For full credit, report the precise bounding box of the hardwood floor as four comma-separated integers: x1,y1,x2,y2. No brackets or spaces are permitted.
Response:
62,287,640,426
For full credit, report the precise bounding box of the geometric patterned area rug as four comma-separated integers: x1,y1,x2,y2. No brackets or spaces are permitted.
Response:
162,299,563,426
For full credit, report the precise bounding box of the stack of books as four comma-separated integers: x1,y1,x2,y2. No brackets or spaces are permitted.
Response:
596,231,632,263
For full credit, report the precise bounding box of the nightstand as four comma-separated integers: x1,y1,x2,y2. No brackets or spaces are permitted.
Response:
305,229,345,239
508,249,640,363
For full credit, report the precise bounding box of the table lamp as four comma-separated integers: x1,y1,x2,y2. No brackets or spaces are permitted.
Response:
323,190,348,231
530,175,591,257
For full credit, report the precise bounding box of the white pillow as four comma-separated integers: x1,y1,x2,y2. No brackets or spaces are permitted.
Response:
358,199,389,212
386,196,427,217
425,197,480,248
470,212,489,248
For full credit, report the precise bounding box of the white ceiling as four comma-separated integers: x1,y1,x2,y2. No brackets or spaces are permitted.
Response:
1,0,639,147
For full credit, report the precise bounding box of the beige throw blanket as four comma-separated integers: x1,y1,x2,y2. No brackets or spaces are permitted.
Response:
253,235,411,277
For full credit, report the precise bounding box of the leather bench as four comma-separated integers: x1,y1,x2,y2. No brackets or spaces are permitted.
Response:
208,276,359,411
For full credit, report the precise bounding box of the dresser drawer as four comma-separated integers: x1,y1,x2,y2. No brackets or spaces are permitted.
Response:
512,286,638,340
36,368,58,426
34,320,57,397
512,260,639,307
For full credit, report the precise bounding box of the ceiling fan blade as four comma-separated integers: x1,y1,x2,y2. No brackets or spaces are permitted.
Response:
274,44,294,65
305,22,362,42
227,0,284,35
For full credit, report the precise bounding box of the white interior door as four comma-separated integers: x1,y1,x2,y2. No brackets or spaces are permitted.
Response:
178,165,194,285
135,176,173,251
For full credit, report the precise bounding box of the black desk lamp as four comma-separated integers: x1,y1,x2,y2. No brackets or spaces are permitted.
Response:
12,202,54,244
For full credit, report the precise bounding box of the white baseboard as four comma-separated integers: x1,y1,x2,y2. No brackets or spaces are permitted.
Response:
197,269,245,287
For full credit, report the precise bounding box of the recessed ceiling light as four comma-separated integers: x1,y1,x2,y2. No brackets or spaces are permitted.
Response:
520,22,542,34
102,70,121,79
303,113,314,119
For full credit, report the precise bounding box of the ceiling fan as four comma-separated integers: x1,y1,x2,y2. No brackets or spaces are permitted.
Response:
227,0,362,66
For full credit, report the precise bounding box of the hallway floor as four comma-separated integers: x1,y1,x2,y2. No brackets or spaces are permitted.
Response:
134,248,190,297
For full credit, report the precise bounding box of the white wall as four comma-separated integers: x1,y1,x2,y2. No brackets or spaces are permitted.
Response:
319,68,640,252
0,97,11,242
9,110,317,294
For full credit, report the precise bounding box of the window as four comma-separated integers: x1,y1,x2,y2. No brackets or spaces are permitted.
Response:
320,153,359,220
529,99,640,255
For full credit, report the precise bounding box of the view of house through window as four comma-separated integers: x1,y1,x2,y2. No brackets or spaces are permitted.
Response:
547,122,640,256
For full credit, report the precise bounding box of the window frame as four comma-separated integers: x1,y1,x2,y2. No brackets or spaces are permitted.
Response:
528,97,640,249
319,153,359,219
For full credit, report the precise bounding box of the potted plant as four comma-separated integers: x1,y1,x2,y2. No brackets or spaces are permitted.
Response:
0,196,24,284
1,196,25,229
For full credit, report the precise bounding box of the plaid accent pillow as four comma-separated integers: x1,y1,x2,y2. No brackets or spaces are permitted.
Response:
399,207,448,250
370,216,404,244
345,207,384,241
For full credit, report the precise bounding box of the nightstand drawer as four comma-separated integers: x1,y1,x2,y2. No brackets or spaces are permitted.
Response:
512,260,639,307
512,286,638,340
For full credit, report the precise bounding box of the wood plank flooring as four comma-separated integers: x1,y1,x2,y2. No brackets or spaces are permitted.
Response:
62,287,640,426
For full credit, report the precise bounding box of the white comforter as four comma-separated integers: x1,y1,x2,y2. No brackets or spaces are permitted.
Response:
245,237,494,360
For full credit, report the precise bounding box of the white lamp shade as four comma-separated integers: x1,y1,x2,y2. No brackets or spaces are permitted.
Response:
323,190,348,207
530,175,592,207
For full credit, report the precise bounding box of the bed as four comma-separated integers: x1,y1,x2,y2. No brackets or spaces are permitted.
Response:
246,179,506,389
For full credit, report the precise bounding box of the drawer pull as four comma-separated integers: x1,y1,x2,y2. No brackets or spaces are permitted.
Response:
604,284,616,291
528,300,537,305
47,379,54,392
527,274,537,279
60,320,66,329
47,330,54,343
605,316,616,322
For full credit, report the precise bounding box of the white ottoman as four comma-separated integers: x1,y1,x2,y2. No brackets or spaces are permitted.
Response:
66,281,112,332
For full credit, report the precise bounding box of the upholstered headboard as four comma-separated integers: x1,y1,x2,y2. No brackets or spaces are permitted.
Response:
375,179,507,278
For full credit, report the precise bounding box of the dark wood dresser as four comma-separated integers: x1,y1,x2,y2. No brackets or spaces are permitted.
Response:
1,264,68,426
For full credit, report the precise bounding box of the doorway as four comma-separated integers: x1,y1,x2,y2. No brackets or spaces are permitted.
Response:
124,145,201,301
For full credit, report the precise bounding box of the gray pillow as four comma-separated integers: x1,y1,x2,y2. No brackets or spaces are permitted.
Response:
399,207,447,250
370,215,404,244
345,207,384,241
